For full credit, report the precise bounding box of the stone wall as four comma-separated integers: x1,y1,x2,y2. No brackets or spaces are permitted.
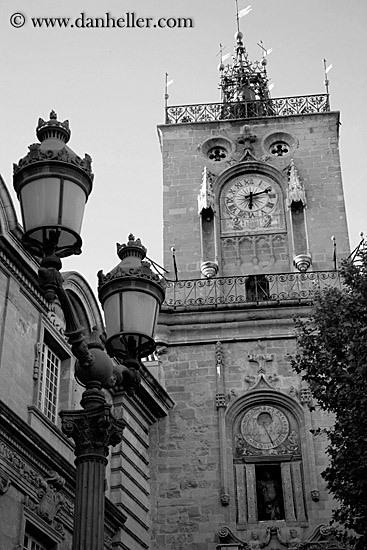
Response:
151,304,338,549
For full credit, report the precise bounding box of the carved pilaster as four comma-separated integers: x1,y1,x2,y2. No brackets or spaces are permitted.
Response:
215,342,230,506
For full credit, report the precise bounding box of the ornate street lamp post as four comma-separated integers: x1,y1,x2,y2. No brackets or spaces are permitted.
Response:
13,112,165,550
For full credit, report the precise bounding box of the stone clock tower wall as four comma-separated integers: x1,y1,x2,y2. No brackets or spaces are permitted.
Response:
152,38,350,550
158,111,349,280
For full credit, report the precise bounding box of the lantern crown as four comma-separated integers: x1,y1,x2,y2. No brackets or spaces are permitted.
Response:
13,110,93,180
36,110,71,144
98,234,164,291
116,233,148,264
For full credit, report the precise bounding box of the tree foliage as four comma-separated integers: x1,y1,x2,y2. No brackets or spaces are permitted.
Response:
292,248,367,548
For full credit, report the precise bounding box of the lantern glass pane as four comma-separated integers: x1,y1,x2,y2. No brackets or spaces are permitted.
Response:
103,294,121,338
62,180,86,234
121,291,157,338
21,177,60,231
103,290,158,341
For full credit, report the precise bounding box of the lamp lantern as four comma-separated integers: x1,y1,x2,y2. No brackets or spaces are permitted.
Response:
13,111,93,259
98,234,166,366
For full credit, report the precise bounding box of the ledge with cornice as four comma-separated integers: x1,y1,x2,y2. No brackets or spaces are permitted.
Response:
0,400,127,541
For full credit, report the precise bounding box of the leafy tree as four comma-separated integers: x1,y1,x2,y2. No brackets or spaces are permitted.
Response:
292,247,367,549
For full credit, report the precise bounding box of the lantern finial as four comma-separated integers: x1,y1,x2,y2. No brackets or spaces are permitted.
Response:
116,234,147,264
36,110,71,143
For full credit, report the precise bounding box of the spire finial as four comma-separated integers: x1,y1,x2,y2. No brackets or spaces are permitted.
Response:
323,59,332,107
219,4,270,104
164,73,173,109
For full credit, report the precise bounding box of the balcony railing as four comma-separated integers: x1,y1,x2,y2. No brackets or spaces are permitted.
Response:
165,94,330,124
163,271,341,310
216,543,347,550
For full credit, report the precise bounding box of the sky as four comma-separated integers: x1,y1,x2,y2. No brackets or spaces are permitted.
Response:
1,0,366,296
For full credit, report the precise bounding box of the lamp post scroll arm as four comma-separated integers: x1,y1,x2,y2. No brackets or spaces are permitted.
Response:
38,263,94,368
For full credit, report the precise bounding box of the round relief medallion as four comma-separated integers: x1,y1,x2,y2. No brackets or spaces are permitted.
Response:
241,405,290,450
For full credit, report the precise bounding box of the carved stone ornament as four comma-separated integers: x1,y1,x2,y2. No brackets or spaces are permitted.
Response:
33,342,41,381
24,470,67,537
216,393,226,409
277,528,302,549
286,160,306,209
293,253,312,272
311,489,321,502
220,493,230,506
245,349,280,391
0,469,10,495
237,125,257,153
215,342,226,408
198,167,216,216
217,526,246,548
46,309,66,338
201,261,219,278
304,524,346,549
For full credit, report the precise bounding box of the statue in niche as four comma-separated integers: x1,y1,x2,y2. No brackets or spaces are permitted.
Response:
277,528,302,549
248,528,271,549
286,160,306,210
257,468,284,521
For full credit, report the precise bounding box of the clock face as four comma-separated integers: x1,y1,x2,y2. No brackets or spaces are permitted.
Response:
241,405,289,450
224,176,279,219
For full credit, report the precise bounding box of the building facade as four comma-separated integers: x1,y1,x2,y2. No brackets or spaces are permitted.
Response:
0,28,351,550
150,31,349,549
0,118,173,550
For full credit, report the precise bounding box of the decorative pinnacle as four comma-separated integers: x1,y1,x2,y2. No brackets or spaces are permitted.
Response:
116,234,147,262
36,110,71,143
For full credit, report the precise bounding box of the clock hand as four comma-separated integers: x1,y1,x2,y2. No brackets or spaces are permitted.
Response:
262,423,275,446
246,188,271,199
245,188,271,209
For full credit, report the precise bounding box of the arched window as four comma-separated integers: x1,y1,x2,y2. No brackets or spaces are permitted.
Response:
224,387,309,531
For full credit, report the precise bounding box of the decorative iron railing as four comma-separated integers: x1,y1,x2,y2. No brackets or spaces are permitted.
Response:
216,544,347,550
163,271,341,309
165,94,330,124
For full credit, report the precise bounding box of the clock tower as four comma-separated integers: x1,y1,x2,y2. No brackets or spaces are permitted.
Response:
151,26,349,550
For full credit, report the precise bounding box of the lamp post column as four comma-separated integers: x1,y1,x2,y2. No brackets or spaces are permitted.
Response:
60,383,125,550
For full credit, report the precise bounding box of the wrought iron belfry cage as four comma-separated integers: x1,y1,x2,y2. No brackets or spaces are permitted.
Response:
219,31,270,103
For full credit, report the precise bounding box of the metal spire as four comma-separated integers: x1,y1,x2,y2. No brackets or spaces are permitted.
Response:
218,3,269,103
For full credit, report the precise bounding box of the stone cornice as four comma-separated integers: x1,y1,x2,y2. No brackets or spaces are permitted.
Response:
0,241,47,309
115,362,174,422
0,401,126,537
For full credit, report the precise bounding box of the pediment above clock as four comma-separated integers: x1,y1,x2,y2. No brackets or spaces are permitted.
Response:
239,148,258,162
249,373,277,392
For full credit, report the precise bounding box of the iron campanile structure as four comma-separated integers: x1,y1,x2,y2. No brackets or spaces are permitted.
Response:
151,27,349,550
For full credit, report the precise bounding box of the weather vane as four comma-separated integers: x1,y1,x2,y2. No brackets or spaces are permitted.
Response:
164,72,174,109
235,1,252,32
323,59,332,98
